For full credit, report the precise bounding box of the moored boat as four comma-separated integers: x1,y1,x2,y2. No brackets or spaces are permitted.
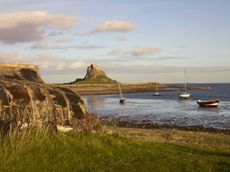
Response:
152,83,161,96
118,82,125,104
197,99,219,108
179,70,191,99
153,92,161,96
119,98,125,104
179,92,191,99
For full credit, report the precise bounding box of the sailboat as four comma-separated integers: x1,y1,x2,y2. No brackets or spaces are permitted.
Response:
152,83,161,96
179,70,191,99
118,83,125,104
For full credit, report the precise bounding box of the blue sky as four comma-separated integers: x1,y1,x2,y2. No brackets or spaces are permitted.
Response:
0,0,229,83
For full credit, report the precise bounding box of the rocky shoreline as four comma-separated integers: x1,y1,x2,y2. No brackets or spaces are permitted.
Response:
102,118,230,135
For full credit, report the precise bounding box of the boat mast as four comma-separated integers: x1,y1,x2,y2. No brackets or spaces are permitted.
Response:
184,69,188,91
155,83,158,93
118,83,123,99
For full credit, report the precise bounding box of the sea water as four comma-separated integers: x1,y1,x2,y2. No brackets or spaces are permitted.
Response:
83,83,230,130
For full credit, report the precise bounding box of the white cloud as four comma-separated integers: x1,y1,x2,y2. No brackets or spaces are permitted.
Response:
0,11,76,44
0,52,87,72
69,61,87,69
31,41,49,49
117,37,126,42
108,49,127,56
56,37,70,43
74,45,107,49
31,42,107,50
132,47,160,56
80,20,136,36
107,47,160,57
0,53,27,63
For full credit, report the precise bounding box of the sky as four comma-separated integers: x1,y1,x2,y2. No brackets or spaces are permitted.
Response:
0,0,229,83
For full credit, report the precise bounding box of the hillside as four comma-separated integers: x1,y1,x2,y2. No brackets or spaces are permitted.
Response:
61,64,166,94
71,64,117,84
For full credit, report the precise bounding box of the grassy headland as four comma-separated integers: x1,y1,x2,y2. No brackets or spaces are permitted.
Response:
59,64,210,95
56,82,209,95
57,82,165,95
74,74,117,85
0,127,230,171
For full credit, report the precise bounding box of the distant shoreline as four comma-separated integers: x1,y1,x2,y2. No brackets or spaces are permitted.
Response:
55,83,210,96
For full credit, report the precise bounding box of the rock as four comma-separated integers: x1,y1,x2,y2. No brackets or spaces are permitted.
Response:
0,64,88,132
0,64,43,83
71,64,117,84
84,64,107,80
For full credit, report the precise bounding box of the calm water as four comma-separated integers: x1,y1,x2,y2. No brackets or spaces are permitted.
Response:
83,84,230,130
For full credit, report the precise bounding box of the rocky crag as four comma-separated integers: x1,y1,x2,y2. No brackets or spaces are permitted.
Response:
0,64,88,132
72,64,117,84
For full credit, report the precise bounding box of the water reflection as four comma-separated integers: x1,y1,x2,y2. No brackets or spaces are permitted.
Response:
83,92,230,130
84,95,106,109
178,99,192,105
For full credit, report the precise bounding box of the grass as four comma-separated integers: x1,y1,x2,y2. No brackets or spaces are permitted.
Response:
73,82,160,86
75,75,117,84
0,127,230,172
73,75,161,86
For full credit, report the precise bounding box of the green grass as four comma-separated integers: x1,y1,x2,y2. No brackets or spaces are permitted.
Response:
75,75,117,84
0,128,230,172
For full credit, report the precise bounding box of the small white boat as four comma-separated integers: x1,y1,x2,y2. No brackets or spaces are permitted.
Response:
118,83,125,104
179,92,190,99
153,83,161,96
179,70,191,99
153,92,161,96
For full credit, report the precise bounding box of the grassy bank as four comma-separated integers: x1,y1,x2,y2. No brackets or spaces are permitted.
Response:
60,83,165,95
0,128,230,172
53,83,209,95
